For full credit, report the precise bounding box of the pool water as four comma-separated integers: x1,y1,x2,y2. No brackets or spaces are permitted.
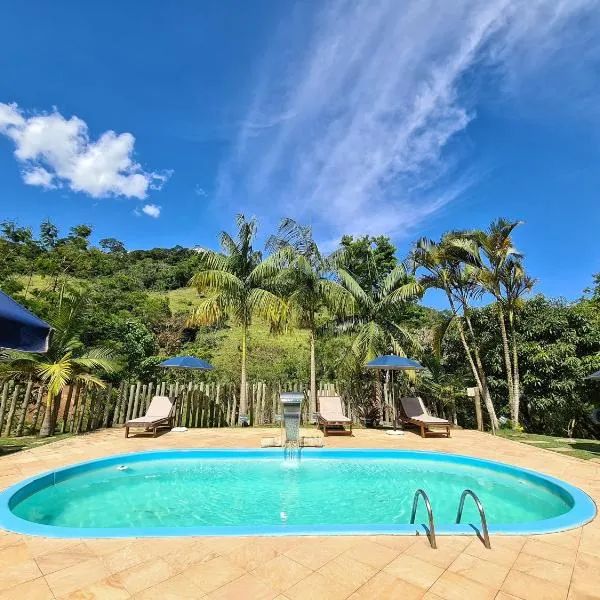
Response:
11,452,574,530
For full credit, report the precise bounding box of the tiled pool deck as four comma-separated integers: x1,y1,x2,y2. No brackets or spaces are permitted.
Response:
0,427,598,599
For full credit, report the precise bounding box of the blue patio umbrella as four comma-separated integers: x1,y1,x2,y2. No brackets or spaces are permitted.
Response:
366,355,425,371
0,290,52,352
585,370,600,380
159,356,214,370
366,354,425,433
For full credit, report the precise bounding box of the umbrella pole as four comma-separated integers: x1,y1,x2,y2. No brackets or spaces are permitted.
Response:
391,370,396,431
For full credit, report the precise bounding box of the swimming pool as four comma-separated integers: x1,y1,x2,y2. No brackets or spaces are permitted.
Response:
0,449,595,538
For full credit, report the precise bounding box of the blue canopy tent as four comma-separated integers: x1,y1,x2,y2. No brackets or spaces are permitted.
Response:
0,290,52,352
366,354,425,434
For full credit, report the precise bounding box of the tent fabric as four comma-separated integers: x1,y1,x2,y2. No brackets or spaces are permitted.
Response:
586,370,600,380
365,355,425,370
159,356,214,370
0,291,52,352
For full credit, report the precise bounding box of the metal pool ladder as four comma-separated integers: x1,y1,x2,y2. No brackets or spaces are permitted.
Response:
456,489,491,549
410,489,437,549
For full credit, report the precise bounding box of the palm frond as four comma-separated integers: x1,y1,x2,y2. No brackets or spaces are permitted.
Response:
191,270,244,295
432,315,455,358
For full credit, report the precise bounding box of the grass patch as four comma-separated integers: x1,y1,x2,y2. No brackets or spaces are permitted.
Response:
0,433,74,456
164,287,202,314
497,430,600,460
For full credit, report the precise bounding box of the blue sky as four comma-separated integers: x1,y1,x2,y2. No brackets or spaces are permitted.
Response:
1,0,599,306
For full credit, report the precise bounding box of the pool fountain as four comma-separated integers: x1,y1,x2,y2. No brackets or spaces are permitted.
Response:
280,392,303,459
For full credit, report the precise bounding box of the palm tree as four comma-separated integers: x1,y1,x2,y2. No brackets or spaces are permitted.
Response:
411,236,499,430
266,219,355,415
500,258,536,426
457,219,524,426
189,215,286,421
0,293,117,437
333,260,421,415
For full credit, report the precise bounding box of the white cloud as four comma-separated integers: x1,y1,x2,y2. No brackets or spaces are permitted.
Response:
22,166,55,189
141,203,161,218
0,103,170,199
195,185,207,197
219,0,600,240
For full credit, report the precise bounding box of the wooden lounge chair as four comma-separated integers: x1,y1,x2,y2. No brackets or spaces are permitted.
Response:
125,396,176,438
317,395,352,436
400,397,451,438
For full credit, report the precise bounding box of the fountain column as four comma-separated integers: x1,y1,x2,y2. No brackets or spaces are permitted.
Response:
280,392,303,456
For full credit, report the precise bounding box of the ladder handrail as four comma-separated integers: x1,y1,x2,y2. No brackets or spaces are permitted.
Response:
409,489,437,549
455,489,491,549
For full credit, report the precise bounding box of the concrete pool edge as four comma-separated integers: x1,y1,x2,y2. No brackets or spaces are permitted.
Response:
0,448,596,539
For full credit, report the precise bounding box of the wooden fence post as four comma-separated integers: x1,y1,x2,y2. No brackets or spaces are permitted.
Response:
16,380,33,437
5,384,21,436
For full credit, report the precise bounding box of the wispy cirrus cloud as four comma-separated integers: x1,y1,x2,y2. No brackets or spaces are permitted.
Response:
218,0,600,242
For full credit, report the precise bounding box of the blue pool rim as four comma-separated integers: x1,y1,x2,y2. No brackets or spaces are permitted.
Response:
0,448,595,539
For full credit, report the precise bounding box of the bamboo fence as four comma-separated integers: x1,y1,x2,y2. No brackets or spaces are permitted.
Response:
0,379,348,437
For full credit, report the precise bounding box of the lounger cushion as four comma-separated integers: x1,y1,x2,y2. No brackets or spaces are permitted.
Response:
318,396,351,422
146,396,173,417
401,397,450,425
125,415,168,425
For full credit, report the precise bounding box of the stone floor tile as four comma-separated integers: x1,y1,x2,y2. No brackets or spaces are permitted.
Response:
537,530,581,550
0,576,53,600
348,571,426,600
283,540,347,571
429,571,496,600
59,575,130,599
341,541,398,570
501,569,568,600
464,539,522,567
0,558,42,592
383,553,444,589
571,551,600,597
512,552,572,586
35,542,95,575
318,554,377,594
226,540,279,571
251,554,312,593
448,552,510,589
134,572,206,599
285,571,351,600
163,541,220,574
112,558,173,595
568,588,600,600
404,537,469,569
520,539,577,566
45,557,110,597
180,556,245,594
206,573,277,600
366,535,416,553
101,543,150,575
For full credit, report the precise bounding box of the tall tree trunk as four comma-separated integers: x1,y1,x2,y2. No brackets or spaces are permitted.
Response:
38,391,54,437
509,310,521,427
447,291,498,430
497,302,515,424
239,323,248,421
309,329,317,416
462,309,496,429
456,318,499,430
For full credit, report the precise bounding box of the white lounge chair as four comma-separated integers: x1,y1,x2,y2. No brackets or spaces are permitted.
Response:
125,396,176,438
317,395,352,436
400,397,451,438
